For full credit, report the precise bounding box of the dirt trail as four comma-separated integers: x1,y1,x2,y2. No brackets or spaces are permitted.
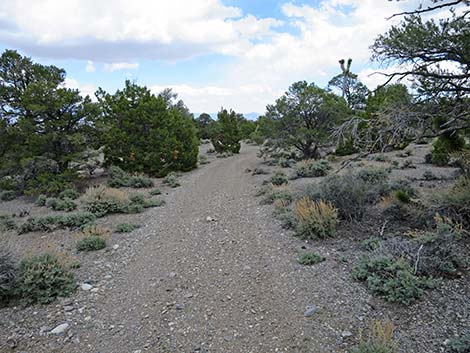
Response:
75,145,318,353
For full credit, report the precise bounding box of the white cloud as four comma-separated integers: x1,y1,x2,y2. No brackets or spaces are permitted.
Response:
0,0,281,61
85,60,95,72
63,78,97,100
104,62,139,72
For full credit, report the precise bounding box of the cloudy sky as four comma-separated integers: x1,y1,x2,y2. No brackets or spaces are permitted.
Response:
0,0,426,115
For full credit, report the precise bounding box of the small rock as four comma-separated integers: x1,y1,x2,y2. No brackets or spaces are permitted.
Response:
341,330,353,338
50,323,69,335
206,216,217,222
63,305,74,312
81,283,93,291
168,272,177,278
304,305,318,317
113,244,119,250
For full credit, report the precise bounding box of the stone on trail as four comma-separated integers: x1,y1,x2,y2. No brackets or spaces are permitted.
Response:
50,323,69,335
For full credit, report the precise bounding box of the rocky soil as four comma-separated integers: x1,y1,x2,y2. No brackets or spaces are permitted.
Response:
0,143,468,353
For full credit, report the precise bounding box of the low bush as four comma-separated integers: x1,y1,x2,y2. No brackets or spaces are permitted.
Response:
45,197,77,212
294,198,338,239
144,198,166,208
0,215,16,231
269,171,288,186
115,223,140,233
298,252,325,266
433,177,470,227
58,188,79,200
252,167,268,175
107,166,154,188
82,186,129,217
352,321,397,353
361,237,381,251
0,190,16,201
149,188,162,196
17,253,76,304
431,134,466,166
80,224,111,238
18,212,96,234
352,256,434,305
307,168,390,220
0,248,16,304
448,335,470,353
293,159,330,178
199,155,210,165
260,187,293,205
163,172,180,188
400,159,415,169
35,194,47,206
394,190,411,203
423,170,439,180
76,236,106,252
278,158,293,168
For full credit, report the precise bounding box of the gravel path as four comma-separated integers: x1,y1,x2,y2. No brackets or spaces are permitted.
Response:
73,145,319,352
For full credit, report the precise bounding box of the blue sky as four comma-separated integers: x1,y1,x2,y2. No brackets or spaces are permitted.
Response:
0,0,422,115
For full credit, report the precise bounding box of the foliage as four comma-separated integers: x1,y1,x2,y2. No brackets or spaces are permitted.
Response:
328,58,369,110
0,50,98,194
210,109,242,154
298,252,325,266
149,188,162,195
163,172,180,188
294,198,338,239
307,168,390,220
82,186,129,217
433,177,470,227
352,256,433,305
23,167,78,196
115,223,140,233
361,237,381,252
0,248,16,303
264,81,350,159
394,190,411,203
144,198,165,208
0,215,16,231
96,81,198,177
0,190,16,201
76,236,106,252
45,197,77,212
17,253,75,304
107,166,154,188
260,187,293,205
431,134,466,166
448,335,470,353
269,171,288,186
195,113,215,140
352,321,397,353
18,212,96,234
58,188,80,200
293,159,331,178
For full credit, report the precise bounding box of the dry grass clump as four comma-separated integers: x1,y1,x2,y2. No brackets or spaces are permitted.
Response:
82,186,129,217
294,197,338,239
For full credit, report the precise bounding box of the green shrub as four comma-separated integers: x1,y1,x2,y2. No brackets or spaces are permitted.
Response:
394,190,411,203
448,335,470,353
76,236,106,252
0,215,16,231
269,171,288,186
293,159,331,178
107,166,154,188
24,169,77,196
163,172,180,188
261,187,293,205
278,158,293,168
335,138,357,156
352,256,433,305
432,134,466,166
298,252,325,266
17,253,76,304
433,177,470,227
0,190,16,201
307,168,390,220
35,194,47,206
18,212,96,234
45,197,77,211
58,188,79,200
115,223,140,233
82,186,129,217
294,198,338,239
0,248,16,303
361,237,381,251
210,108,242,154
144,198,165,208
149,188,162,195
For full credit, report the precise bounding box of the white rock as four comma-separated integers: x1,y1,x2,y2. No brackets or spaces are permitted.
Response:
81,283,93,291
113,244,119,250
50,323,69,335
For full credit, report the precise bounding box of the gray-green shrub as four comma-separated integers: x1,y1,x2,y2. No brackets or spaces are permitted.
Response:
293,159,330,178
0,248,16,303
17,253,76,304
107,166,154,188
18,212,96,234
76,236,106,252
115,223,140,233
